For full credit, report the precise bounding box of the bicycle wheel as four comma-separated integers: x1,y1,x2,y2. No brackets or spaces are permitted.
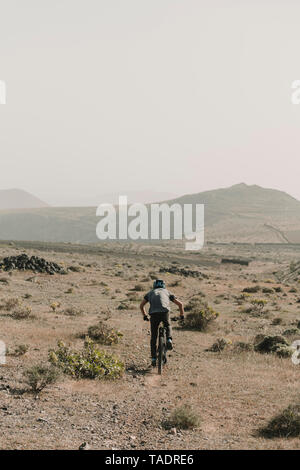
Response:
158,334,164,375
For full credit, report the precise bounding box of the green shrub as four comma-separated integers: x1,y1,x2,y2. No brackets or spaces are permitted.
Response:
117,302,130,310
2,297,20,311
12,344,29,356
11,306,33,320
272,317,283,325
23,364,60,395
183,298,219,331
233,341,253,353
87,321,123,345
275,345,293,358
165,404,200,430
274,286,283,293
282,328,300,337
242,286,261,293
258,404,300,438
207,338,230,352
63,307,83,316
254,335,289,355
262,287,274,294
49,338,124,380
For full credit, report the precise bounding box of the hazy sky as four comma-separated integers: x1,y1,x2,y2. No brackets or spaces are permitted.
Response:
1,0,300,206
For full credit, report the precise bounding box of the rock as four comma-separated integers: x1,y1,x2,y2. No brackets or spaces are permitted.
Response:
159,266,208,279
170,428,177,435
0,254,66,275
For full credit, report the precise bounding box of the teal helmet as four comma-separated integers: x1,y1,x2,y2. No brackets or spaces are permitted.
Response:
153,279,165,289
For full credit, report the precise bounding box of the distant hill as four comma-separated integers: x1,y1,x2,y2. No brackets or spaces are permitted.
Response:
0,189,48,210
1,183,300,243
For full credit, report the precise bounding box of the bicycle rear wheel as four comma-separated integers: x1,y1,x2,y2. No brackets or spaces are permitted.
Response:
158,334,164,375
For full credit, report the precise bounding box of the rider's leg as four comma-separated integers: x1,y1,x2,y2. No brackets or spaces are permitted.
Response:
162,312,173,350
150,314,160,359
162,312,172,340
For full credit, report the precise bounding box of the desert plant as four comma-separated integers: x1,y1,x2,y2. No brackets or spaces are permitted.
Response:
258,404,300,438
262,287,274,294
207,338,231,352
254,335,289,356
183,298,219,331
11,306,33,320
165,404,200,430
282,328,300,337
63,307,83,316
233,341,253,353
23,364,60,395
49,338,124,380
87,321,123,345
12,344,29,356
2,297,20,311
50,302,60,312
272,317,283,325
242,286,261,294
117,302,130,310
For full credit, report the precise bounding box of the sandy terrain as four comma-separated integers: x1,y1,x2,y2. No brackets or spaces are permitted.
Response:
1,241,300,450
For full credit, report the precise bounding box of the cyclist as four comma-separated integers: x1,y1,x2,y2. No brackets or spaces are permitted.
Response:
140,279,185,367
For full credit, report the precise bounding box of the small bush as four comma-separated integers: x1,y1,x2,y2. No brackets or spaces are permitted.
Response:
207,338,231,352
254,335,289,355
282,328,300,337
63,307,83,316
68,265,82,272
233,341,253,353
258,404,300,438
272,317,283,325
183,298,219,331
275,345,293,358
117,302,130,310
262,287,274,294
87,321,123,345
132,284,143,292
11,306,33,320
165,404,200,430
50,302,61,312
274,286,283,293
2,297,20,311
242,286,261,293
12,344,29,356
23,364,60,395
242,298,268,316
49,338,124,380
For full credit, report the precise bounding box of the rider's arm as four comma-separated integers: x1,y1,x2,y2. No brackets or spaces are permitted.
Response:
172,298,185,318
140,298,148,318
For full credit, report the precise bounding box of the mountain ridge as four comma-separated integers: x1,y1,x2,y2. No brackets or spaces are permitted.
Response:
0,189,49,210
1,183,300,243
